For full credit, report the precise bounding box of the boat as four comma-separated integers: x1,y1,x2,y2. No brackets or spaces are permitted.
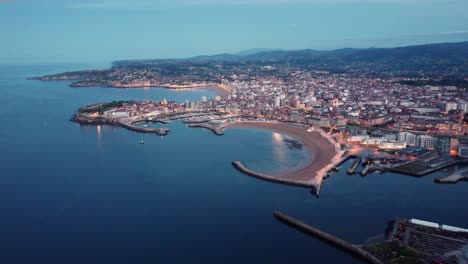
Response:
140,140,144,144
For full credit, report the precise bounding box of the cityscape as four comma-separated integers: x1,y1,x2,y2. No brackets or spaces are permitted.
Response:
2,0,468,263
35,41,468,263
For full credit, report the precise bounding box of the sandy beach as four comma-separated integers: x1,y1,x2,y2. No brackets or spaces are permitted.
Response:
221,121,339,187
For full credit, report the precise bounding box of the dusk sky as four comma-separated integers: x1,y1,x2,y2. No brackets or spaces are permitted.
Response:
2,0,468,63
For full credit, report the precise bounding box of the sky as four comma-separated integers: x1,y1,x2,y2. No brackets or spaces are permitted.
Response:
1,0,468,63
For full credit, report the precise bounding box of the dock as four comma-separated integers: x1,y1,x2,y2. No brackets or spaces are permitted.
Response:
435,167,468,184
390,159,460,176
361,164,371,176
188,123,224,135
273,211,384,264
347,157,361,174
118,121,170,136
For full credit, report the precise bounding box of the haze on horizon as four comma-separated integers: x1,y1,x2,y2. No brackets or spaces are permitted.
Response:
1,0,468,64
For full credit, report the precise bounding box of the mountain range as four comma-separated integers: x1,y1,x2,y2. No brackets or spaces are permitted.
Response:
113,41,468,76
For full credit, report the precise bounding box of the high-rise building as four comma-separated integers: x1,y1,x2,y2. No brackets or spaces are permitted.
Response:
185,100,190,109
417,135,437,150
397,132,416,146
214,96,221,102
450,138,460,156
274,96,281,107
201,96,207,103
445,102,458,113
459,146,468,158
436,138,451,157
458,102,468,113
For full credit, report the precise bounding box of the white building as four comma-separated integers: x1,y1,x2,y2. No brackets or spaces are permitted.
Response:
378,142,407,150
459,146,468,158
417,135,437,150
397,132,416,146
445,102,458,113
348,135,370,143
458,102,468,113
274,96,281,107
362,138,386,145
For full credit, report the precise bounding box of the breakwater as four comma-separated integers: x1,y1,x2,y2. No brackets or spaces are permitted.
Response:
273,211,384,264
188,124,224,135
435,167,468,184
347,157,361,174
119,121,169,136
232,161,313,189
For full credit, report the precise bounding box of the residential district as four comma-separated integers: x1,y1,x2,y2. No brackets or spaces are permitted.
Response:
71,68,468,170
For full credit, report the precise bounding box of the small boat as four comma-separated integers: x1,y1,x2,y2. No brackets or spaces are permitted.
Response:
140,140,144,144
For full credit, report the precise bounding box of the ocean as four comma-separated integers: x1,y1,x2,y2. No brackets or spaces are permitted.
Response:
0,64,466,263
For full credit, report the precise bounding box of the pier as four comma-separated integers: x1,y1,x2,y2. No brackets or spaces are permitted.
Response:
435,167,468,184
118,121,170,136
188,123,224,135
361,164,371,176
347,157,361,174
274,211,384,264
390,159,460,176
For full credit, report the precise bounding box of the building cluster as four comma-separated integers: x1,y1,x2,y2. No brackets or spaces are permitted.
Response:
78,67,468,158
220,72,467,135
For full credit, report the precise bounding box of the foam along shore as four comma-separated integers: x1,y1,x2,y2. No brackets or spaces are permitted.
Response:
221,121,346,195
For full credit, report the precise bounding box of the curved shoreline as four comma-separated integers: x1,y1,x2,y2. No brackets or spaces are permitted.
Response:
232,161,313,188
221,121,346,195
70,82,232,97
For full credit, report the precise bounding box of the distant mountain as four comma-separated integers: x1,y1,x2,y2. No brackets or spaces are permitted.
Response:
235,48,284,56
113,41,468,76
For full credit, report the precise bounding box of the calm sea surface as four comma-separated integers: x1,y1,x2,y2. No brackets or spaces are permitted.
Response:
0,64,467,264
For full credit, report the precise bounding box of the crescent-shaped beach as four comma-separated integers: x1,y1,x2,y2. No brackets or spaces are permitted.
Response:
220,121,346,195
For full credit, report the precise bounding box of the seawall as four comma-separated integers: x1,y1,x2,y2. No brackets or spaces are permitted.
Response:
188,124,224,135
274,211,384,264
232,161,313,189
119,122,169,136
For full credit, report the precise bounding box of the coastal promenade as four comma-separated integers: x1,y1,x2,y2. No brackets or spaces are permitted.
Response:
220,121,347,195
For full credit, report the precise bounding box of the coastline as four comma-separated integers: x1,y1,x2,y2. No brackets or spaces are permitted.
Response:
34,76,232,98
220,121,344,194
103,83,232,97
